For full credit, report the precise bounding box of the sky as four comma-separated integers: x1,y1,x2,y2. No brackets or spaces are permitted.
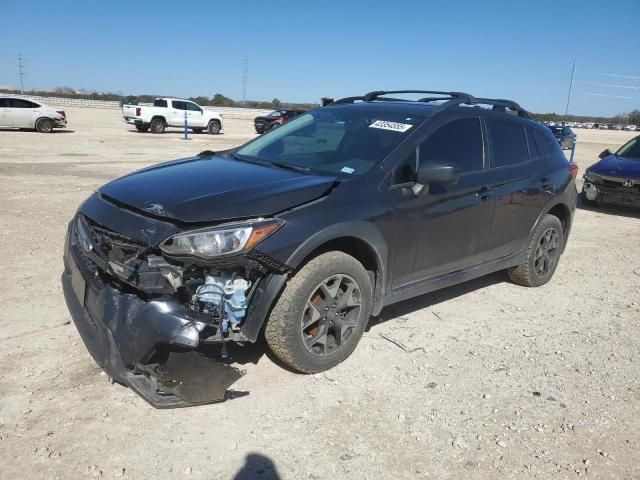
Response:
1,0,639,116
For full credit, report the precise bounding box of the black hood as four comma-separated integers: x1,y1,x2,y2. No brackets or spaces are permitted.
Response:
98,155,337,223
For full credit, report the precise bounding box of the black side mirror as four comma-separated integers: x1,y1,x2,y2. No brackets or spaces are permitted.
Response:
417,162,459,186
599,149,612,159
411,162,459,196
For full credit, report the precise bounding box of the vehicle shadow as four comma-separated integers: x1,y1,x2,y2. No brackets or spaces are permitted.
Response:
577,196,640,219
231,453,281,479
369,271,506,329
223,272,508,372
126,129,223,136
0,128,75,133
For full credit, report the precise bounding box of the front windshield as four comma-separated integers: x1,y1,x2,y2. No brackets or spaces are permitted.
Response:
616,136,640,159
236,106,427,176
267,110,285,117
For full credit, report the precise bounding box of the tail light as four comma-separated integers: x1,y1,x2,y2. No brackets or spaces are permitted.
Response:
56,110,66,119
136,107,141,116
568,162,578,179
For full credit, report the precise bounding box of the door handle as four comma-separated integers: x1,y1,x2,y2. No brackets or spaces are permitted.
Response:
475,187,493,201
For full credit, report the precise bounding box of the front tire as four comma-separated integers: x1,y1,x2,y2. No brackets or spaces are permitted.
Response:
35,118,54,133
207,120,221,135
150,118,165,134
508,214,564,287
265,251,372,373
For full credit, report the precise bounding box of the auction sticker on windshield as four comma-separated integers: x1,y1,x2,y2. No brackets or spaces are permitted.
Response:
369,120,414,133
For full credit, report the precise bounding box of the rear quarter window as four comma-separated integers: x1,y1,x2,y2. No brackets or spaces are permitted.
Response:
487,119,529,167
531,128,558,156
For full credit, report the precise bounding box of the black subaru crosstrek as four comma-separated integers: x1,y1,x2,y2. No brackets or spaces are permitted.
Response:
62,90,578,407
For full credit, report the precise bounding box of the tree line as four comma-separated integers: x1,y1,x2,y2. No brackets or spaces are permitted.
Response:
531,110,640,125
1,86,638,123
0,87,318,110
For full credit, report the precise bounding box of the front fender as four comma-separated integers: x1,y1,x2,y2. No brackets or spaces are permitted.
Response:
285,221,388,315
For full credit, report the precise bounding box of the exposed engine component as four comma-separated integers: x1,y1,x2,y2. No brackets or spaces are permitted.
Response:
224,278,251,331
194,273,251,333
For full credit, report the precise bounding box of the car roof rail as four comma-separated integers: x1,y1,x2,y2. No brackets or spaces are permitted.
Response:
331,90,532,119
472,98,533,119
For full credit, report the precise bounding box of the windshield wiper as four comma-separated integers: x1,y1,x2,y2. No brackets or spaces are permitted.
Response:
231,153,270,167
231,154,310,174
270,161,311,174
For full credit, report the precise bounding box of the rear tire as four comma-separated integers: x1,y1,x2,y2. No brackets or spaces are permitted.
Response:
35,118,53,133
265,251,372,373
207,120,221,135
135,124,149,132
150,118,165,134
508,214,564,287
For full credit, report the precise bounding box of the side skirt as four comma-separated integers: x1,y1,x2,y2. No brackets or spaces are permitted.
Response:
382,251,525,308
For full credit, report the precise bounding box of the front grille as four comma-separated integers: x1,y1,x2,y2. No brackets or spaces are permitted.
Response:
599,178,640,192
82,217,147,263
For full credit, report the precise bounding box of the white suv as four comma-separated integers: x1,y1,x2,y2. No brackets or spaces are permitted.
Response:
0,97,67,132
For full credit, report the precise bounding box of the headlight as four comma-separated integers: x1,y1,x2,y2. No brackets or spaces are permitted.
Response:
160,219,283,258
584,171,602,183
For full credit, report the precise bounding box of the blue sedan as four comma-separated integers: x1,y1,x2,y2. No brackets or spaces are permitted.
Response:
582,135,640,208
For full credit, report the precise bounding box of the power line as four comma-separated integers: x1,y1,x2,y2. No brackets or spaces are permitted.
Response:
242,56,248,105
580,82,640,90
18,54,26,94
583,72,640,81
577,92,639,100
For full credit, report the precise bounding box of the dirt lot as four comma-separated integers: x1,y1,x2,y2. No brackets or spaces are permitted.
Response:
1,107,639,480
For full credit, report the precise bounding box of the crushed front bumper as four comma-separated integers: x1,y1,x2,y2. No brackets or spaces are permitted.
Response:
62,226,245,408
583,181,640,208
62,262,244,408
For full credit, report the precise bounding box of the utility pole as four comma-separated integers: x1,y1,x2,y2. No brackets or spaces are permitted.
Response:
242,56,248,106
18,54,26,94
564,59,576,120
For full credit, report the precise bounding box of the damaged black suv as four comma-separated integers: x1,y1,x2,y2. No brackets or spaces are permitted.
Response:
62,90,577,407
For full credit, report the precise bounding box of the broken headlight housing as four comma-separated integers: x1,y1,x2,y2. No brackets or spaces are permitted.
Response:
584,170,602,183
160,219,284,259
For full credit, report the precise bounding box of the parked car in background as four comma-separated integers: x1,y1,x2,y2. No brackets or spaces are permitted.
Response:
254,109,306,134
624,125,637,131
547,125,576,149
583,123,595,129
62,89,577,407
582,135,640,208
598,124,609,130
0,96,66,133
122,98,223,134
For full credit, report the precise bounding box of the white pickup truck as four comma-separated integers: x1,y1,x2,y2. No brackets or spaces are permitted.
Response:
122,98,223,134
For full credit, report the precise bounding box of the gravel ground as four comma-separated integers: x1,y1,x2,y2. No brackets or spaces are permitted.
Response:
0,107,639,480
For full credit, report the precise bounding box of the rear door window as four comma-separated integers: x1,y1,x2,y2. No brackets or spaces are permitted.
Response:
172,101,187,110
154,99,168,107
487,119,529,167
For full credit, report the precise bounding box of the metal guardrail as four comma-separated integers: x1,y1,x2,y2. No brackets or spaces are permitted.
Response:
2,93,271,116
